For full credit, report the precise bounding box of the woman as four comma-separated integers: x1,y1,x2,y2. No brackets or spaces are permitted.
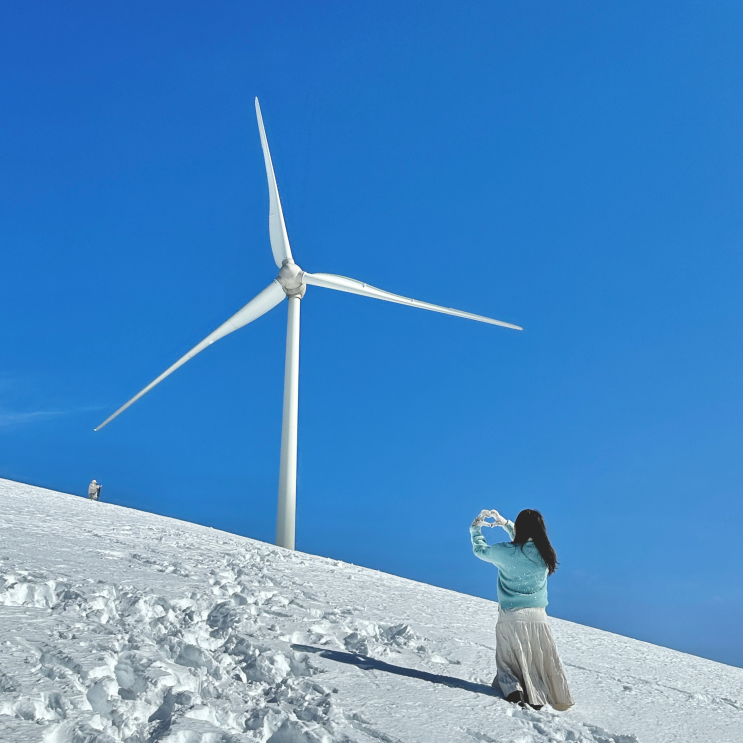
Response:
470,508,574,711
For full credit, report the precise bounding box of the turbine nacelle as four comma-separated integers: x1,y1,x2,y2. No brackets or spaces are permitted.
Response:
277,259,306,298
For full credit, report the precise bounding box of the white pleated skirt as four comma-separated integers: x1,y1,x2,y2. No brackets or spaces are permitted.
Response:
495,607,574,710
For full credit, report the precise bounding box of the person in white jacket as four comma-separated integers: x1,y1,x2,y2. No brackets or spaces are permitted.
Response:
88,479,102,501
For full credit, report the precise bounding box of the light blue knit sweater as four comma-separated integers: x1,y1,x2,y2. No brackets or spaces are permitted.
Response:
470,521,549,609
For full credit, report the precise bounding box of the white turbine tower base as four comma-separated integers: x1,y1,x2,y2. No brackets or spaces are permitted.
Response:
96,98,523,550
277,295,300,549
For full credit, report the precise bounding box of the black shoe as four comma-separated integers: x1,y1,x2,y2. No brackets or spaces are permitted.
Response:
505,690,526,707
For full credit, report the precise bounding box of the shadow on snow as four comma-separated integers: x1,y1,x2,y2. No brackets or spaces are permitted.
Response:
291,644,503,698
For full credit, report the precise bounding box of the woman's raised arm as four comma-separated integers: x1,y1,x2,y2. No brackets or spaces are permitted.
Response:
470,510,512,564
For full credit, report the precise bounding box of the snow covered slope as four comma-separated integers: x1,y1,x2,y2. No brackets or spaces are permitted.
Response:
0,479,740,743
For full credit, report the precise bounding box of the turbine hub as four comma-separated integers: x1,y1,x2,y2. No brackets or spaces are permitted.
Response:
277,260,306,298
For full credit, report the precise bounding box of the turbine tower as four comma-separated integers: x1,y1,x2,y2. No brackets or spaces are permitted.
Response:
96,98,522,550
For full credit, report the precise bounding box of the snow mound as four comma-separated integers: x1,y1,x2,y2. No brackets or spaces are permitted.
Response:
0,479,740,743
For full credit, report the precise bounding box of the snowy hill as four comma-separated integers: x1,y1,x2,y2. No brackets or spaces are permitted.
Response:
0,479,740,743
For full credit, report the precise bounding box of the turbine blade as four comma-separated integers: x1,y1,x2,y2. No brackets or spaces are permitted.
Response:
95,280,286,431
303,273,522,330
255,98,293,268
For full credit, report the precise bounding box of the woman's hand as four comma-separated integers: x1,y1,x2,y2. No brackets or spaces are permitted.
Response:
487,509,508,526
471,510,488,528
472,509,507,528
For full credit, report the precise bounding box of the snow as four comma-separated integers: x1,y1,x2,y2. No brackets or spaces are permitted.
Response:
0,479,740,743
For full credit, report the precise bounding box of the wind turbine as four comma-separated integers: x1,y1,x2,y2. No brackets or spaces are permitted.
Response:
96,98,522,550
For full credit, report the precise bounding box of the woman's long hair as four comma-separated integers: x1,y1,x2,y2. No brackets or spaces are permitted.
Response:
513,509,559,575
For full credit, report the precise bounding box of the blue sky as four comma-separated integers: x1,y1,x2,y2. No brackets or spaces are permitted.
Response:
1,2,742,667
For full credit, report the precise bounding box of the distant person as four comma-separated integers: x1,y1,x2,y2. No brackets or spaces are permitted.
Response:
470,508,573,711
88,479,102,501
